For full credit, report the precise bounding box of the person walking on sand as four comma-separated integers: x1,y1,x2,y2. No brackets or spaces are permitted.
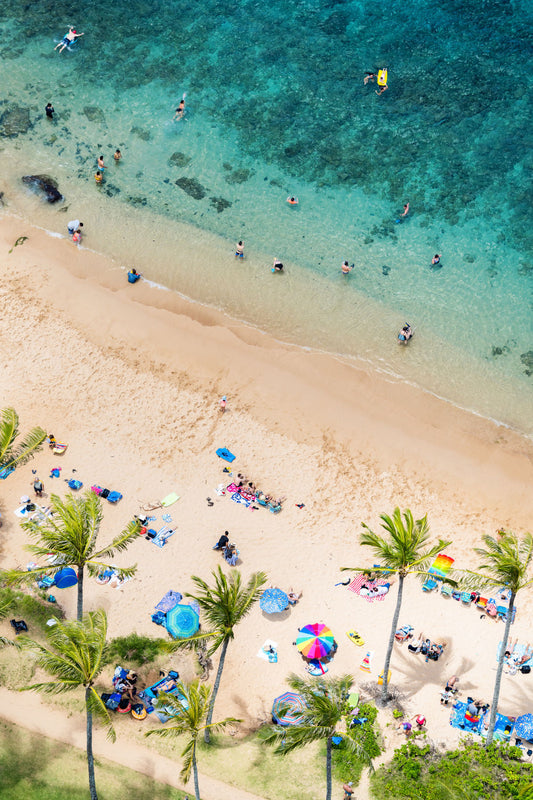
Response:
235,240,244,258
32,477,44,497
54,27,84,53
219,395,227,413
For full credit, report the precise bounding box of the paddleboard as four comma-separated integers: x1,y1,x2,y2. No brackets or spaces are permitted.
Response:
347,630,364,646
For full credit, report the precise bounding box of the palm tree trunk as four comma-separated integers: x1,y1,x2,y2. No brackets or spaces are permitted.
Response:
325,735,332,800
381,573,404,704
485,592,515,746
192,749,201,800
204,637,229,744
86,686,98,800
77,565,84,621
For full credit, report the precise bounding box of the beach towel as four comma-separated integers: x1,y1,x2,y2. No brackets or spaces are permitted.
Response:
449,701,486,734
231,493,251,508
216,447,236,463
428,553,455,578
360,651,373,673
67,479,83,490
152,526,175,547
257,639,278,662
226,483,240,493
0,466,15,479
161,492,180,507
162,514,172,523
107,491,123,504
348,574,390,603
155,590,182,613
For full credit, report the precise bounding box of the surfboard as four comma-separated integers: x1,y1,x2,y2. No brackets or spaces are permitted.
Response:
347,629,364,646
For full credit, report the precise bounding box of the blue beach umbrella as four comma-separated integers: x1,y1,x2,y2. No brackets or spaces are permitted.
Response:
260,587,289,614
165,603,200,639
514,713,533,740
271,691,307,726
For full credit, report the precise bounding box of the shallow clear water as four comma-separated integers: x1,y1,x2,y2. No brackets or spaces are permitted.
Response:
1,0,532,432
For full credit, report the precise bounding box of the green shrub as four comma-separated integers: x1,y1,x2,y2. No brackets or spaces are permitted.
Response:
331,702,382,784
0,587,62,635
371,740,533,800
392,709,404,719
105,633,167,666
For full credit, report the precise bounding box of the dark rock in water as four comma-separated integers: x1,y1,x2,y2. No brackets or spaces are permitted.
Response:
83,106,105,123
131,126,151,141
224,168,252,185
222,162,232,171
520,351,533,376
1,105,32,137
175,177,207,200
22,175,62,203
491,346,510,357
464,254,475,263
209,196,232,213
169,151,191,167
127,196,148,207
104,184,120,197
382,265,391,276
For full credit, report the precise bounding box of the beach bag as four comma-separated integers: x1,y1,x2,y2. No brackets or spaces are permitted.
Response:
151,611,166,626
105,693,121,710
521,665,531,674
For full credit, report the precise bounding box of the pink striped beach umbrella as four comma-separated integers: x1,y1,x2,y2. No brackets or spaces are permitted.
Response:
296,623,335,661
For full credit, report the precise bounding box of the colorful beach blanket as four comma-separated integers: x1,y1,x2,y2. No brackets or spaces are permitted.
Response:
348,574,390,603
429,553,455,578
152,526,175,547
231,493,251,508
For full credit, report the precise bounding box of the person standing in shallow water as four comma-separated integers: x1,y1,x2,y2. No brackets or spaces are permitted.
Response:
114,149,122,162
45,103,54,119
235,240,244,258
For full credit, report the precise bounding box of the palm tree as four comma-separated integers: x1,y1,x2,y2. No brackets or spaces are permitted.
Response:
342,507,451,703
262,673,371,800
0,407,46,473
20,490,138,619
146,679,240,800
20,609,114,800
461,532,533,745
168,566,267,742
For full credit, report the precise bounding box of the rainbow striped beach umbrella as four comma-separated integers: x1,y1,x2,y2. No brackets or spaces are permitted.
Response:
296,623,335,661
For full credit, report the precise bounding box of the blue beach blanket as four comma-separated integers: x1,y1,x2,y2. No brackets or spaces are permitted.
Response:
231,492,250,507
152,526,175,547
155,590,182,614
449,701,486,735
216,447,235,463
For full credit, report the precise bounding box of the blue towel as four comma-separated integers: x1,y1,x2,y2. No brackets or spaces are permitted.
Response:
0,466,15,479
107,491,123,504
152,527,175,548
216,447,236,463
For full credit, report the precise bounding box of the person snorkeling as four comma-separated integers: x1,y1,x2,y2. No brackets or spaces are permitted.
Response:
398,323,413,343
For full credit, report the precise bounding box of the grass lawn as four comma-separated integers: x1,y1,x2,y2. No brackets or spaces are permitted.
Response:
0,720,188,800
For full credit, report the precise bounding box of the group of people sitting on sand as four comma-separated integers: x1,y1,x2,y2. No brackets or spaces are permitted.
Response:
407,632,446,661
213,531,239,565
231,473,285,511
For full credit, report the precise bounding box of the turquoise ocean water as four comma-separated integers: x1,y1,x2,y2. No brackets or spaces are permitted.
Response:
1,0,532,432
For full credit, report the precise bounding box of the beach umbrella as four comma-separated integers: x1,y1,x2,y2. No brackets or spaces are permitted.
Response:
296,623,335,661
514,713,533,740
271,691,307,726
260,587,289,614
165,603,200,639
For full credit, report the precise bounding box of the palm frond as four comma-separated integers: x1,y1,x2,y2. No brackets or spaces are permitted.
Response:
93,518,141,560
0,407,46,469
8,426,47,468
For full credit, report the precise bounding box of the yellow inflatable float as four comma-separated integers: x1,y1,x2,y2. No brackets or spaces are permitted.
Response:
377,68,388,86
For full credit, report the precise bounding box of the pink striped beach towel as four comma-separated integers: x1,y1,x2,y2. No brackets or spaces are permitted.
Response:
348,574,391,603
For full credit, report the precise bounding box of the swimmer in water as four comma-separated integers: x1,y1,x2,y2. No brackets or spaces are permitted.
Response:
174,94,186,120
97,155,106,170
272,258,284,273
341,261,354,274
398,323,413,343
54,27,84,53
401,202,409,217
431,253,441,266
287,196,299,205
114,149,122,161
363,72,376,84
94,170,103,184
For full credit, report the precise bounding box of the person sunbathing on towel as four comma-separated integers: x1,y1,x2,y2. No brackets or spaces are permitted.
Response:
516,644,533,666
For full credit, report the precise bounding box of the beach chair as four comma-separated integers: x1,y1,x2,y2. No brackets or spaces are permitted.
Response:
422,577,439,592
486,600,498,618
497,606,516,623
461,591,472,606
441,583,453,598
476,596,488,611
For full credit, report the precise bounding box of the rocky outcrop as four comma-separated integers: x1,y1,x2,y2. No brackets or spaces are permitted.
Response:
22,175,63,203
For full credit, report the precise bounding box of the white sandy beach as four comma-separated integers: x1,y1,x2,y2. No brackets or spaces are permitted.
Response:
1,214,533,797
